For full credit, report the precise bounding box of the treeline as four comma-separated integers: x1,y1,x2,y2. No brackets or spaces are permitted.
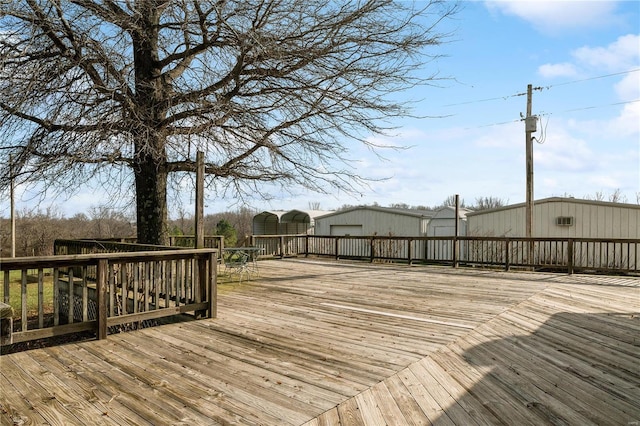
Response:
338,195,509,212
1,206,256,257
3,190,635,257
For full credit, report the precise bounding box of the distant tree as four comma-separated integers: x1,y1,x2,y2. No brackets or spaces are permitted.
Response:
439,195,466,208
88,206,135,239
584,189,627,203
389,203,410,209
608,188,627,203
0,0,458,245
216,219,238,247
308,202,322,211
472,196,507,211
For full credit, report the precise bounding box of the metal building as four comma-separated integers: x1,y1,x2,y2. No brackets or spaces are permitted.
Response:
252,210,332,235
314,206,430,236
314,205,469,237
466,197,640,238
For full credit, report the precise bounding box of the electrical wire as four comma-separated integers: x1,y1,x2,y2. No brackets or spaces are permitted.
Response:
462,98,638,130
542,68,640,90
441,68,639,108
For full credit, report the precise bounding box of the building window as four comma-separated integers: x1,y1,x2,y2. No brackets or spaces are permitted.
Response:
556,216,574,226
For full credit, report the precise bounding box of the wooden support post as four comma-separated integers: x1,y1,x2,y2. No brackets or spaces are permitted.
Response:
196,254,208,318
96,259,108,340
370,237,375,263
209,252,217,319
195,151,205,249
407,238,412,265
453,194,459,268
567,239,574,275
505,239,510,271
279,236,285,259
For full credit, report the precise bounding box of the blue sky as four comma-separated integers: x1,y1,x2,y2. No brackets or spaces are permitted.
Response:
5,0,640,217
279,0,640,212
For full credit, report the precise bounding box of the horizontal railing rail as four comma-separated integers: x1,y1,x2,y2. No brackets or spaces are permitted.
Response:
252,235,639,275
57,236,225,251
1,249,217,347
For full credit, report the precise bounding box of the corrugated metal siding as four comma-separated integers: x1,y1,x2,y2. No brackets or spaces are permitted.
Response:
468,200,640,238
316,210,425,236
467,206,525,237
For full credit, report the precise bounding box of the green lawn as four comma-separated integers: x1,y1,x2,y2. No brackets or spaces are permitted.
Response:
1,271,55,318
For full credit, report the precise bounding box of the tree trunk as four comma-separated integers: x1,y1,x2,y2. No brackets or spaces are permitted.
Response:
131,2,168,246
134,152,169,245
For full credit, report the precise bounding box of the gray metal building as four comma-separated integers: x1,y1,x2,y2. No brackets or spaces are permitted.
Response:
314,205,469,237
466,197,640,238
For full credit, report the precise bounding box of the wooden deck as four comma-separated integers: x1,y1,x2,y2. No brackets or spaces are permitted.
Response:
1,259,638,425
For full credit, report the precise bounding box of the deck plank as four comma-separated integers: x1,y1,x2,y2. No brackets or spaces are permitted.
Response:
2,259,639,425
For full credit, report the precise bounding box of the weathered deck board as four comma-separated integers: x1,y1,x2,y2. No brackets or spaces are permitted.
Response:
1,259,639,425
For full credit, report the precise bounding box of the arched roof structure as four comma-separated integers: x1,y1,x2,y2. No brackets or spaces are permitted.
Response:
252,210,333,235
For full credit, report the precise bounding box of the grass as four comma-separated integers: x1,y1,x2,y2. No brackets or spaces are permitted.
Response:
1,271,55,318
0,268,246,319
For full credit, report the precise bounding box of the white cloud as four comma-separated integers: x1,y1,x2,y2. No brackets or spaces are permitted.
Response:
484,1,620,34
538,62,578,78
572,34,640,71
614,72,640,100
534,127,595,171
607,101,640,137
474,121,521,149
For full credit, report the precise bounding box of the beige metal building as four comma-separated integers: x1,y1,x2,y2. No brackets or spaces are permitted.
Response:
466,197,640,238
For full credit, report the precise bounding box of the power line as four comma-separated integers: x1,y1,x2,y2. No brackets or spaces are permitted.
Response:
464,98,639,130
538,98,639,116
442,68,639,108
542,68,640,89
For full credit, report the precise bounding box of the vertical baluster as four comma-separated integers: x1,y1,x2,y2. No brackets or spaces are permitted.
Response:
21,269,27,331
38,269,44,329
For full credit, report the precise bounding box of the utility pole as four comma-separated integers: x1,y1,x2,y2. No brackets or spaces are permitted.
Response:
525,84,534,241
525,84,537,265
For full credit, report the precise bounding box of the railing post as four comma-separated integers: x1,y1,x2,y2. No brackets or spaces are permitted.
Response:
279,235,285,258
194,254,207,319
305,235,309,258
96,259,108,340
505,238,510,271
452,237,458,268
370,237,375,263
335,237,340,260
407,238,412,265
567,239,574,275
208,252,217,318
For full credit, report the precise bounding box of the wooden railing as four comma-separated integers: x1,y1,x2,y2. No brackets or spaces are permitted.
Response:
54,236,225,254
252,235,639,275
1,249,217,346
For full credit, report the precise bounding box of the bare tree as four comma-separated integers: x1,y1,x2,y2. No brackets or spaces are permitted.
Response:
439,194,466,209
608,188,627,204
0,0,457,244
308,201,321,211
472,196,507,211
585,189,628,204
